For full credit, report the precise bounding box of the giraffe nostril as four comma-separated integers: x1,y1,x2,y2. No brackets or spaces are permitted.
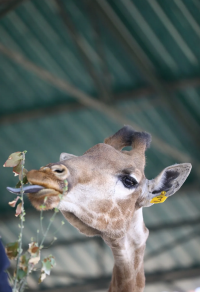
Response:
51,165,69,178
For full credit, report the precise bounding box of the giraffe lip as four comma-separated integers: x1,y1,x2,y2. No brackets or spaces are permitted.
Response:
6,185,45,195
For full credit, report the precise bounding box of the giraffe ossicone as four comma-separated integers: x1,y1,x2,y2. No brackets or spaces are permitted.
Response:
8,126,192,291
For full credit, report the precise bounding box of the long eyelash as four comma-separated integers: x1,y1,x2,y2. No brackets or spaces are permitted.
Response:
119,175,138,189
54,169,64,173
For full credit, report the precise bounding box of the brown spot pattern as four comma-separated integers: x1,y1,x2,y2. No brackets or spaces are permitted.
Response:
136,267,145,288
95,215,108,230
109,207,121,218
117,199,131,213
111,219,124,230
90,200,112,214
134,246,145,270
62,211,100,237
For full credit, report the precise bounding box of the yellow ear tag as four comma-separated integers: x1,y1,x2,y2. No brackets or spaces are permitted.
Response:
150,191,167,204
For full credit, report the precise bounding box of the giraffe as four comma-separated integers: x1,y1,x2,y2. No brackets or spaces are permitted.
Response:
7,126,192,291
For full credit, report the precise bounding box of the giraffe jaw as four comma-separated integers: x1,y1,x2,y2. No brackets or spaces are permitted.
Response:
61,210,101,237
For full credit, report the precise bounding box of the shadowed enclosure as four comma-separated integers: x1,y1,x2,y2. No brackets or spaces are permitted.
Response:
0,0,200,292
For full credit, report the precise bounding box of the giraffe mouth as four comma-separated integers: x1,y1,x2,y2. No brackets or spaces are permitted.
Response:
7,184,61,212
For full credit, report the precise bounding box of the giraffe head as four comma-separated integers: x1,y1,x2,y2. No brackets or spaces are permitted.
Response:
24,126,191,239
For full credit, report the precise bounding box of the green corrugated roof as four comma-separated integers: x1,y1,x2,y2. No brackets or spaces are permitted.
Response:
0,0,200,291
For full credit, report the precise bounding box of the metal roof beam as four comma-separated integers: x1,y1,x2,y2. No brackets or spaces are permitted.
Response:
146,265,200,283
0,101,85,125
148,215,200,232
0,76,200,125
0,43,199,174
0,0,26,19
116,76,200,100
145,228,200,261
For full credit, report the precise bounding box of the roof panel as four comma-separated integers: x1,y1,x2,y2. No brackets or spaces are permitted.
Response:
0,0,200,291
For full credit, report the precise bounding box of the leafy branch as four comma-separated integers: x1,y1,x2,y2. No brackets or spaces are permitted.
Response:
13,151,26,292
3,151,67,291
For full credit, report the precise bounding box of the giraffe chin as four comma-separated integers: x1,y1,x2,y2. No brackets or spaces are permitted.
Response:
28,188,61,211
61,204,126,239
61,210,101,237
63,210,125,239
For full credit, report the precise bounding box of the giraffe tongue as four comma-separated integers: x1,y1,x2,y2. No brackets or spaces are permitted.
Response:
6,185,44,195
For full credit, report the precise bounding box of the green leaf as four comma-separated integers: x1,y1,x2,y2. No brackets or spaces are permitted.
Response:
42,260,51,275
28,242,40,266
17,268,27,280
19,254,29,272
13,163,22,177
3,152,22,168
41,255,56,276
28,242,40,256
5,241,19,260
15,176,28,188
19,168,28,180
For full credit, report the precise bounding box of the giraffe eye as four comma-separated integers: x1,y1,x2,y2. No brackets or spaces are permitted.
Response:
121,175,138,189
54,169,64,173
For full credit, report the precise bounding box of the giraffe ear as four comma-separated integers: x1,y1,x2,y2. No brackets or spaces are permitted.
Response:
139,163,192,207
60,153,77,161
147,163,192,205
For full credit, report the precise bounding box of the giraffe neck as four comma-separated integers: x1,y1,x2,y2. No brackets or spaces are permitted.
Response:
104,208,149,292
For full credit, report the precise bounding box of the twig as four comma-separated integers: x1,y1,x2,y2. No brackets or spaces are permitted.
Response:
19,264,30,292
39,209,59,248
40,209,44,235
42,239,57,250
39,182,67,249
13,151,26,291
